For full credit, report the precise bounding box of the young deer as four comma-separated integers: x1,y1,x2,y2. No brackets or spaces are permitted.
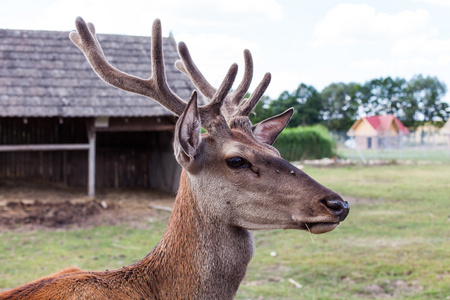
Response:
0,18,349,300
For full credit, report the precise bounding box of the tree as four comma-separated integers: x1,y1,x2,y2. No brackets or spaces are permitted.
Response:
321,82,361,131
251,74,448,131
360,77,408,118
249,95,273,124
251,83,323,128
288,83,323,127
405,75,448,126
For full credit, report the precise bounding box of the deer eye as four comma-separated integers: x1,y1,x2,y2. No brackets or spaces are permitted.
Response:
226,157,249,169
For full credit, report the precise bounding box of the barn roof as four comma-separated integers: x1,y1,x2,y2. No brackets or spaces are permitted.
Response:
348,115,409,136
0,28,197,117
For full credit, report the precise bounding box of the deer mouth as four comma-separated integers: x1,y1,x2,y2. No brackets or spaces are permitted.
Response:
300,222,340,234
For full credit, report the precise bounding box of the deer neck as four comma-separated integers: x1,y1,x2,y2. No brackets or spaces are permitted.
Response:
134,170,254,299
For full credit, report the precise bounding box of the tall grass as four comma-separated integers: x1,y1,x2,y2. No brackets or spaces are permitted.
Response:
275,125,335,160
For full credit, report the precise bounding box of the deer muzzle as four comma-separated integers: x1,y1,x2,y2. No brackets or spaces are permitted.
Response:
322,198,350,222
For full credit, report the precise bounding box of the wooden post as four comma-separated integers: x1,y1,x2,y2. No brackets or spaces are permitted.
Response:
63,151,68,186
86,119,96,198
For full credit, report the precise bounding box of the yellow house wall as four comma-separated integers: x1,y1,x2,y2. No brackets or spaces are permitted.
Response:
441,121,450,134
414,125,448,144
352,118,377,136
384,122,399,137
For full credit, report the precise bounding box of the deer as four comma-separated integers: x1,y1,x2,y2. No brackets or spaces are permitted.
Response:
0,17,349,300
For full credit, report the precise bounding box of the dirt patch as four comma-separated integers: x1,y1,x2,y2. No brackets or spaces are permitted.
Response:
0,200,104,228
0,178,175,231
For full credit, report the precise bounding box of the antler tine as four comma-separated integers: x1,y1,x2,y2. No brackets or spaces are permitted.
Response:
175,44,254,108
175,42,216,99
237,72,271,117
70,17,186,116
205,64,239,110
150,20,187,115
228,49,253,106
199,64,238,129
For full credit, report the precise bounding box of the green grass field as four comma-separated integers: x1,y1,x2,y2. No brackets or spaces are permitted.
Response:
338,146,450,163
1,164,449,299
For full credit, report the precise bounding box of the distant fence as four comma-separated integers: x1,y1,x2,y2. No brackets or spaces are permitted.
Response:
331,130,450,163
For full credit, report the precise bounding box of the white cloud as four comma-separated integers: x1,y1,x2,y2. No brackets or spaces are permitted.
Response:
2,0,163,34
391,35,450,57
394,56,450,68
349,55,450,80
349,59,387,70
1,0,282,34
388,34,450,70
414,0,450,7
311,3,450,85
269,70,305,95
215,0,283,20
311,4,434,48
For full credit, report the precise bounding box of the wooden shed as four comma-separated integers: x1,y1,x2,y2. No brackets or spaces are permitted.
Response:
347,115,409,150
0,28,197,197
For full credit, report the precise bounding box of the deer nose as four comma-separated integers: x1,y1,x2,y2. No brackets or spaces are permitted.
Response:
323,198,350,221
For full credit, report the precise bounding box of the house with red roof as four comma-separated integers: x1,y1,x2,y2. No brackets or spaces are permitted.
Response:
347,115,409,150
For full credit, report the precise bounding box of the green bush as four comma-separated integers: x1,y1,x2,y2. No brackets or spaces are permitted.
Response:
274,125,335,161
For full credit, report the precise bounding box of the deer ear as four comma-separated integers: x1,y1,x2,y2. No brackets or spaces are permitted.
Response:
174,92,202,167
252,108,293,145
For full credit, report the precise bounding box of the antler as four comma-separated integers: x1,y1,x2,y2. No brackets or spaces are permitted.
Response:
175,42,271,119
70,17,269,129
70,17,187,116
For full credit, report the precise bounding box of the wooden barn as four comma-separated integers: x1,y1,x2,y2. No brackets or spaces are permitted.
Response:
0,28,198,197
347,115,409,150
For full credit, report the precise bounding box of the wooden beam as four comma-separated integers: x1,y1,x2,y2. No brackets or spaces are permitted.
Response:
94,124,175,132
0,144,90,152
86,118,96,199
94,117,176,132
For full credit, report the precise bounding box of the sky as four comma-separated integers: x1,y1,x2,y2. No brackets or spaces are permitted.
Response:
2,0,450,102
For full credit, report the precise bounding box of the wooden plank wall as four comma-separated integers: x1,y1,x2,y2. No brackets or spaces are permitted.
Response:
0,151,88,186
0,117,180,192
0,117,88,144
0,117,88,185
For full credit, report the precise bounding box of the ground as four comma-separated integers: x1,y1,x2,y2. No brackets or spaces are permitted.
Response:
0,178,175,231
0,176,435,299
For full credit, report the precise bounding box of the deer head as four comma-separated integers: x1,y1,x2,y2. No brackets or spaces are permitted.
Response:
69,17,349,235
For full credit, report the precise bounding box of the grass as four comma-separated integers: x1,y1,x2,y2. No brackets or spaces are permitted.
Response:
1,165,449,299
338,146,450,163
0,222,167,289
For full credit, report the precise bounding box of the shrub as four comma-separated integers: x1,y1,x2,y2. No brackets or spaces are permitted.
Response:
274,125,335,161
